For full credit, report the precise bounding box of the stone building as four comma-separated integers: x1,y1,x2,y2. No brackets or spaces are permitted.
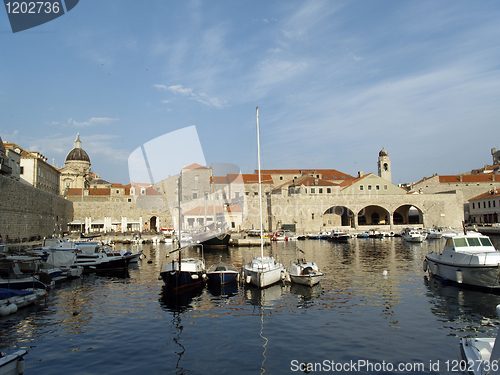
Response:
469,189,500,224
410,174,500,221
3,141,60,194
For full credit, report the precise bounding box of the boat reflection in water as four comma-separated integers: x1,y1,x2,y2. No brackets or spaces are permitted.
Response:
244,283,284,375
207,280,238,299
289,282,323,308
159,284,204,313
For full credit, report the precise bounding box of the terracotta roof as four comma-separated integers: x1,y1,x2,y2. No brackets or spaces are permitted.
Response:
212,176,228,184
469,189,500,201
439,174,498,183
256,168,354,180
67,188,111,196
183,163,208,170
339,173,373,188
226,173,273,184
275,176,340,190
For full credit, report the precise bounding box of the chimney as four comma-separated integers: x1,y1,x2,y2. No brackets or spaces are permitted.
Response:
314,178,318,186
459,175,463,182
358,171,364,178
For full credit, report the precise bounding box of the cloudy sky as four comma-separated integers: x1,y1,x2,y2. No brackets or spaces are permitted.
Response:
1,0,500,185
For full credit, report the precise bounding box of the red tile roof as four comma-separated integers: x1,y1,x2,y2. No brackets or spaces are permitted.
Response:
256,168,354,180
469,189,500,201
183,163,208,170
183,204,242,215
439,174,499,183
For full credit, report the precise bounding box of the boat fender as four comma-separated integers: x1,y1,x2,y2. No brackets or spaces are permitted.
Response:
431,263,439,275
246,275,252,284
456,270,463,284
191,274,199,280
0,305,11,316
17,355,25,374
423,260,428,272
8,302,18,314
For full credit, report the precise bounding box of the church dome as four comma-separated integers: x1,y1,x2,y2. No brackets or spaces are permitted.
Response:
65,133,90,163
379,149,388,157
66,148,90,162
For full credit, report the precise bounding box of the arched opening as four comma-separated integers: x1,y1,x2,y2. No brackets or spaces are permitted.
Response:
357,205,390,225
323,205,355,227
149,216,157,232
393,205,424,225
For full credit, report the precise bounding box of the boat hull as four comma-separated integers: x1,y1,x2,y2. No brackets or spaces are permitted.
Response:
199,233,231,248
207,271,238,285
289,274,322,286
244,265,283,288
0,349,27,375
425,256,500,289
160,270,204,292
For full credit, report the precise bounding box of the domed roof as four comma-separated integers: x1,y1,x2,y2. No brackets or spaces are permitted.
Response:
66,148,90,162
65,133,90,163
379,149,388,157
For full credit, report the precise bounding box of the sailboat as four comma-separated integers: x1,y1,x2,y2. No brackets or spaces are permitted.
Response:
243,107,285,288
159,174,206,292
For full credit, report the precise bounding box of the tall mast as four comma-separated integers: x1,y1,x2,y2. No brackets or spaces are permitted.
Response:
256,106,264,258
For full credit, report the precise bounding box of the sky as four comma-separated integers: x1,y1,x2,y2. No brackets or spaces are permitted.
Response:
1,0,500,186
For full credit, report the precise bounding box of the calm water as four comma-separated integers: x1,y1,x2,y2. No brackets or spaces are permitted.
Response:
2,236,500,374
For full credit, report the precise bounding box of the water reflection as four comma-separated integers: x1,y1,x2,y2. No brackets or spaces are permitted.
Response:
159,285,204,313
289,282,323,309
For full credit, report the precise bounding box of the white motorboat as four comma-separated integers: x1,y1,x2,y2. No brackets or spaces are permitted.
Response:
424,231,500,289
287,260,323,287
243,107,284,288
459,304,500,375
402,230,427,242
0,349,26,375
328,230,350,242
426,229,444,240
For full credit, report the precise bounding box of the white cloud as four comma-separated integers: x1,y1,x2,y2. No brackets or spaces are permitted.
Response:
154,84,227,108
68,117,119,127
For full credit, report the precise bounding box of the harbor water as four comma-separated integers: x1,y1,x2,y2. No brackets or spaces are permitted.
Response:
2,236,500,374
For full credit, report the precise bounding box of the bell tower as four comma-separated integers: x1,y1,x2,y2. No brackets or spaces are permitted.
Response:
378,149,391,183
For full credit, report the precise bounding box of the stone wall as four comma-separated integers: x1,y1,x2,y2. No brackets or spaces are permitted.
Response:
0,174,73,242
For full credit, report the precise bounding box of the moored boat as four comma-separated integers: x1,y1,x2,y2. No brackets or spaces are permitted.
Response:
402,230,426,242
424,231,500,289
206,262,239,285
459,304,500,375
0,349,27,375
243,107,284,289
287,260,323,287
159,257,206,292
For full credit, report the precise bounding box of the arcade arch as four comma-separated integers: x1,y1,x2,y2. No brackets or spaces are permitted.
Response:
357,205,390,226
323,205,355,227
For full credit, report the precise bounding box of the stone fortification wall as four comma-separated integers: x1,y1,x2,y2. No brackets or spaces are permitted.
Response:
0,174,73,242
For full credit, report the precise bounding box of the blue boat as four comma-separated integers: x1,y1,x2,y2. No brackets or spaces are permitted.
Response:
206,263,239,285
160,257,206,293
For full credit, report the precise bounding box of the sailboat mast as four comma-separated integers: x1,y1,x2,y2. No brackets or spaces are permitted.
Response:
256,106,264,258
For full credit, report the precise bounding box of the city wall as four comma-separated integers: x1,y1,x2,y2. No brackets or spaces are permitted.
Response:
0,174,73,242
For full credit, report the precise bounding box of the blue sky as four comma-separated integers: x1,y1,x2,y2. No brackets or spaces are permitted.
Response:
1,0,500,185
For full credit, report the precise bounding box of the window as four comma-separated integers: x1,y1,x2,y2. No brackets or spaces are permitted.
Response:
327,188,331,193
472,203,475,209
127,198,132,202
20,166,24,174
376,185,380,190
141,188,146,195
280,176,283,180
319,188,323,193
484,202,487,208
311,213,315,220
368,185,372,190
193,193,197,199
494,201,496,208
359,185,364,191
116,190,119,194
311,188,315,194
384,185,388,190
489,201,491,208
